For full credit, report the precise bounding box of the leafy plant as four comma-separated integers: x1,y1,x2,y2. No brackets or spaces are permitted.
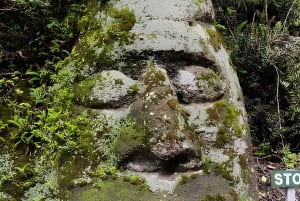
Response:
282,146,297,168
212,0,300,152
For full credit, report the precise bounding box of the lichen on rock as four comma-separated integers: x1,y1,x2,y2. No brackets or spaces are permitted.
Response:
75,4,137,69
172,66,224,103
74,70,139,108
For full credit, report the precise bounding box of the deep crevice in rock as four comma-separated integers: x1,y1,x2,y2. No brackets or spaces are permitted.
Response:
124,150,201,173
119,50,216,78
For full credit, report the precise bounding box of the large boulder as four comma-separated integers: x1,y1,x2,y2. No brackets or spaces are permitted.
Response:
72,0,258,200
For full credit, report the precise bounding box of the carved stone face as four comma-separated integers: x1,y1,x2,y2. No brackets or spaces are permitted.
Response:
75,52,228,172
73,0,255,198
120,54,227,172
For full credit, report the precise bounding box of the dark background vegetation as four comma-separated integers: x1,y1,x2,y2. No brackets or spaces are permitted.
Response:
212,0,299,156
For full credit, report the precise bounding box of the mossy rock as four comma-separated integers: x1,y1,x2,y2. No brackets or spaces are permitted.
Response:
73,178,152,201
172,66,224,103
121,63,202,169
200,194,226,201
206,100,243,138
112,119,151,160
73,70,139,109
75,5,136,68
206,28,225,52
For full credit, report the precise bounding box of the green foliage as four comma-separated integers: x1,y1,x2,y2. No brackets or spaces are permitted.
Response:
212,0,300,152
127,82,140,96
22,171,60,201
9,0,50,8
226,7,237,16
0,1,108,200
0,154,16,186
233,25,299,148
93,164,117,181
1,0,82,74
282,146,297,168
253,143,272,157
1,57,97,200
26,68,52,85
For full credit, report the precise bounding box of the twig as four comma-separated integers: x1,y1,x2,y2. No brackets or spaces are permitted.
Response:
219,8,237,42
0,8,19,11
272,64,285,148
264,0,268,24
282,0,297,32
273,64,281,130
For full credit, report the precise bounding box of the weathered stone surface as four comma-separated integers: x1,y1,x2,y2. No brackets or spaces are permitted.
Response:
171,66,224,103
71,0,257,200
126,64,201,170
74,70,138,108
114,0,216,53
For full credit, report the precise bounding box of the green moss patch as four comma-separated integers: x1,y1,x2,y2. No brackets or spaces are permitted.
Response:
75,177,151,201
206,28,225,52
206,100,243,138
238,154,250,184
75,5,136,68
199,37,209,56
195,70,222,92
210,100,239,126
200,193,226,201
214,126,230,148
143,62,166,90
108,7,136,32
196,0,206,7
214,163,239,186
112,119,151,160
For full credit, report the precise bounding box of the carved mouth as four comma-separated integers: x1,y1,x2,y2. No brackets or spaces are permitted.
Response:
125,150,201,173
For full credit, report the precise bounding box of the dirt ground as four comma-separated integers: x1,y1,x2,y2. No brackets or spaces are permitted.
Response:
255,156,300,201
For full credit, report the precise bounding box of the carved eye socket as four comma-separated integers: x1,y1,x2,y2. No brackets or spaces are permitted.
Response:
170,66,224,104
133,51,225,104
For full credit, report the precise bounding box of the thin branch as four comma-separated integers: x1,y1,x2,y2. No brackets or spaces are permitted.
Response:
264,0,268,24
274,65,281,129
273,64,284,147
282,0,297,32
219,8,237,42
0,8,19,11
